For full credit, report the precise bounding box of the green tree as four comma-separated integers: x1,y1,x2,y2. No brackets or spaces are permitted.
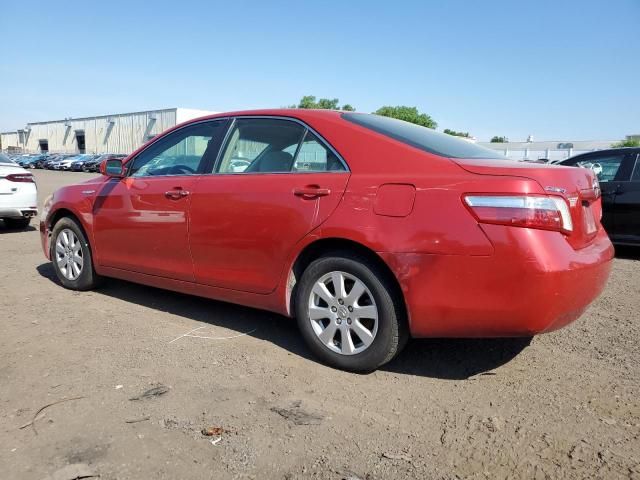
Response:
291,95,355,111
373,106,437,129
490,136,508,143
611,138,640,148
443,128,471,138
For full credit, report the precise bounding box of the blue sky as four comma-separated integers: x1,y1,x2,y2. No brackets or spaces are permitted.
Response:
1,0,638,141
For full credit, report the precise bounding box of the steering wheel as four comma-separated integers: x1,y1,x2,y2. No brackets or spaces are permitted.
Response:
590,162,603,177
169,165,195,175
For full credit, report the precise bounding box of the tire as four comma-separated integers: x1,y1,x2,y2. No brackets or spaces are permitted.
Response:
4,217,30,229
50,217,101,290
295,252,408,372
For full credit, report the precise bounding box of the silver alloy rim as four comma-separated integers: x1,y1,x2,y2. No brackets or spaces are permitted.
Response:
55,228,84,280
308,271,379,355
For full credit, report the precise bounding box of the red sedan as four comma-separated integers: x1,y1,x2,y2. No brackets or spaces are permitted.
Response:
40,110,613,371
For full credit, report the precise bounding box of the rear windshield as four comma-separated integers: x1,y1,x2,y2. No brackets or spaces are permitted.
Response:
342,112,505,160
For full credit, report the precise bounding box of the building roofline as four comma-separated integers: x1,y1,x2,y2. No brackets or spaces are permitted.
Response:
479,139,619,144
25,107,181,126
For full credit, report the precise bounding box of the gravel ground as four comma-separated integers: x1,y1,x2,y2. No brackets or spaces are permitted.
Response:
1,170,639,479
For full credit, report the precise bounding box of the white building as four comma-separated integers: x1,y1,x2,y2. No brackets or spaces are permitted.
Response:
0,107,215,155
478,139,621,161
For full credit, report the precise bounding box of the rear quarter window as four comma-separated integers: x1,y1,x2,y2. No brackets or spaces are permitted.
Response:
342,113,505,160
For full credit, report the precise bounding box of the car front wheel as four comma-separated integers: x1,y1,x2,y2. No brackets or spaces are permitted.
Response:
51,217,101,290
295,253,407,372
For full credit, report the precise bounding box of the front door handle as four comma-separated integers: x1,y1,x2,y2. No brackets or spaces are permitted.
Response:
293,186,331,199
165,188,190,200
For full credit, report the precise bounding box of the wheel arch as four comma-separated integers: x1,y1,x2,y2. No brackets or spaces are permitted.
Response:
49,207,82,230
48,208,94,255
286,237,408,323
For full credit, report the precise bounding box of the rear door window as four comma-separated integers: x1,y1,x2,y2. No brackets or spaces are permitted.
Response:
215,118,346,173
216,118,305,173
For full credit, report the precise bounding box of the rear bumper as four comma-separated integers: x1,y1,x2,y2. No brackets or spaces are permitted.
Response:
0,207,37,219
381,227,614,337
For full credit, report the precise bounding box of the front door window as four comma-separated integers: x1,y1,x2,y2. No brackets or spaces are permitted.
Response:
130,120,228,177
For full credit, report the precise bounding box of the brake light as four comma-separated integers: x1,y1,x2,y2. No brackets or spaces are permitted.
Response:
5,173,35,183
464,195,573,234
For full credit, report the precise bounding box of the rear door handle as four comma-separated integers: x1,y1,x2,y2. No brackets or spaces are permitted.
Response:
164,188,190,200
602,185,621,196
293,186,331,199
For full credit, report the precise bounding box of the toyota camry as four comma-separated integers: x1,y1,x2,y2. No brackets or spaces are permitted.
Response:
40,110,613,371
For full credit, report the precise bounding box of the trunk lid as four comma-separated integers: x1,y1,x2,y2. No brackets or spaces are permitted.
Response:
453,158,602,249
0,165,32,195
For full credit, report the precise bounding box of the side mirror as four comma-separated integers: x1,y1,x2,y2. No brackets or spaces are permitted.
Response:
101,158,126,177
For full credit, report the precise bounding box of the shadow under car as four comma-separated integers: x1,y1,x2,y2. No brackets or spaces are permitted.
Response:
36,262,531,379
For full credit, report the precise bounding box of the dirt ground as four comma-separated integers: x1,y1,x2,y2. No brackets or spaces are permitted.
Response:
1,169,639,480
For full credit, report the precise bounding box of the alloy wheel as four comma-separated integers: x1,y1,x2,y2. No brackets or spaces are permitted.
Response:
55,228,84,280
307,271,379,355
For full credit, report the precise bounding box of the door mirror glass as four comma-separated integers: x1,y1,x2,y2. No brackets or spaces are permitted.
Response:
102,158,125,177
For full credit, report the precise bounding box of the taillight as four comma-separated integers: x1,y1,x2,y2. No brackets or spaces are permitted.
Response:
464,194,573,234
5,173,35,183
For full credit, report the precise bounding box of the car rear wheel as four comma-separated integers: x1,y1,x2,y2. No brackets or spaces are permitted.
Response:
4,217,31,229
295,253,407,372
51,217,101,290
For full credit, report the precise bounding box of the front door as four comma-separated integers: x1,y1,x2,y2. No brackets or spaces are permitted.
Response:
92,119,228,280
189,117,350,294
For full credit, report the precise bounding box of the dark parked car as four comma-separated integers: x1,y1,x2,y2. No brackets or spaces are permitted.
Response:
82,154,126,173
69,154,100,171
14,155,38,168
560,147,640,246
43,154,72,169
33,155,51,169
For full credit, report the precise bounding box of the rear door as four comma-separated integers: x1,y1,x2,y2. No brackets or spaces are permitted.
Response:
613,152,640,244
189,117,350,294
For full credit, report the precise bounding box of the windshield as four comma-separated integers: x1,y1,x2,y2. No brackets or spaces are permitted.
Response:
342,112,505,160
0,153,17,165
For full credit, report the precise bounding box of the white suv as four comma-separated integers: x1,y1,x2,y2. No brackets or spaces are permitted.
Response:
0,153,38,229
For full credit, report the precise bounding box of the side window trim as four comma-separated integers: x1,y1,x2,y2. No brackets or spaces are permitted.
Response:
200,118,232,174
289,127,309,169
630,153,640,182
211,115,350,175
212,118,237,174
615,153,636,182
